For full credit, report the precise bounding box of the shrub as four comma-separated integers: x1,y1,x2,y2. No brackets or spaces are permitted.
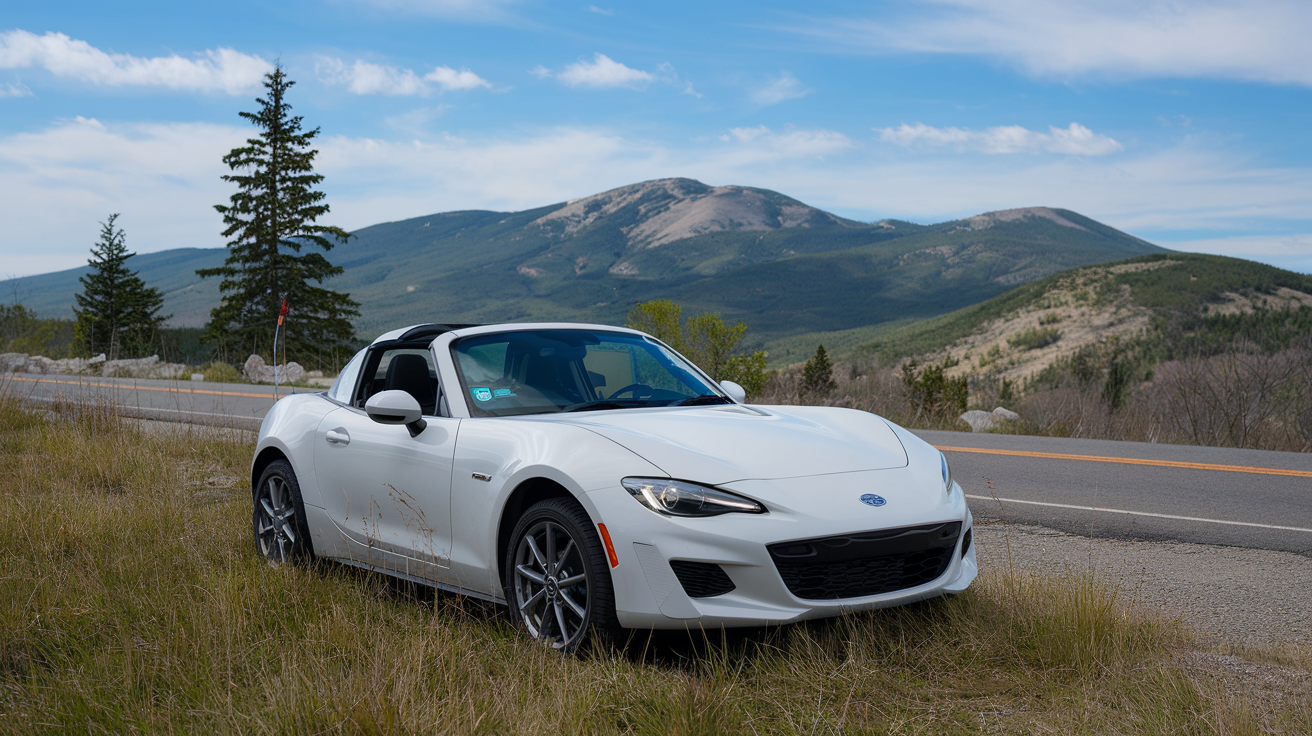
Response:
901,359,967,421
1008,326,1062,351
202,361,243,383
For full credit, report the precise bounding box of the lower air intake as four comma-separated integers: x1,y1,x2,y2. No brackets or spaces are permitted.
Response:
669,560,736,598
768,522,962,600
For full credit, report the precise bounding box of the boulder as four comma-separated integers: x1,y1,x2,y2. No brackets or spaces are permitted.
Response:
102,355,159,378
959,406,1022,433
0,353,30,373
242,354,306,384
52,357,90,374
959,410,996,433
1,351,186,378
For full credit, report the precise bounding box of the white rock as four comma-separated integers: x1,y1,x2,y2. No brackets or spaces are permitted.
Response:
242,354,306,384
992,407,1021,421
88,353,107,365
0,353,30,373
959,410,996,433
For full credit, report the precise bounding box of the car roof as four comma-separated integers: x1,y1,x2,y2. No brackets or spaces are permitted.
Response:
370,322,648,346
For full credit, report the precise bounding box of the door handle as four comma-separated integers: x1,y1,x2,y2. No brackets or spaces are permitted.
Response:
325,429,350,445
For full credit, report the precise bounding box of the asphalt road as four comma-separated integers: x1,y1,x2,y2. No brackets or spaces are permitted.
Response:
4,371,281,430
913,429,1312,557
6,371,1309,556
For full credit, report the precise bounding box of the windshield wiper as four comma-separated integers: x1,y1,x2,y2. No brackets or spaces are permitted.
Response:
561,398,652,413
671,394,732,407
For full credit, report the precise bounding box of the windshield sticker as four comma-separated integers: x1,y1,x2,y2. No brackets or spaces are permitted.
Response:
471,387,493,402
493,388,516,398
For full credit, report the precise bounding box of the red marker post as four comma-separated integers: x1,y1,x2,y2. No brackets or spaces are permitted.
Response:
273,299,288,399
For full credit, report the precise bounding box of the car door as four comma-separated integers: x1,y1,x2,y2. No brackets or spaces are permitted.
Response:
314,343,458,582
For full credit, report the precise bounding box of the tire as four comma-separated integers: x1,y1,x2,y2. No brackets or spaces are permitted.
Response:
253,459,315,564
504,497,618,652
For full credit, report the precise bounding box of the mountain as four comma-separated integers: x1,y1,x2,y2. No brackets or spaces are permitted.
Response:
848,253,1312,379
4,178,1168,342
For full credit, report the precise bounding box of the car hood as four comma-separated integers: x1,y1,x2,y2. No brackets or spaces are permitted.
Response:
547,404,908,485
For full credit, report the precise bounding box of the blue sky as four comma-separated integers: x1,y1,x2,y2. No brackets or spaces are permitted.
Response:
2,0,1310,278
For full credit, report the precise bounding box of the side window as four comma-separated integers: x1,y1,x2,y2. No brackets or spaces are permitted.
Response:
354,346,442,416
327,349,366,404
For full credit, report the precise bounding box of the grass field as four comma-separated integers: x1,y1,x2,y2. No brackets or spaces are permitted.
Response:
1,392,1308,733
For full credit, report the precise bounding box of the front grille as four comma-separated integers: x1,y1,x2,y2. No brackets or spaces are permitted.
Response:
768,522,962,600
669,560,736,598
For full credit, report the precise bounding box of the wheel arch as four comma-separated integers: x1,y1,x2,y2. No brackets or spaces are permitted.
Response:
251,445,291,499
495,477,588,581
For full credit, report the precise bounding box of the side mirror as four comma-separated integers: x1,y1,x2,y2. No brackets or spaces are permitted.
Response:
365,390,427,437
719,380,747,403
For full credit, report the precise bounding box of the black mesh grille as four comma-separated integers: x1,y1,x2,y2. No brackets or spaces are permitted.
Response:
768,522,961,600
669,560,736,598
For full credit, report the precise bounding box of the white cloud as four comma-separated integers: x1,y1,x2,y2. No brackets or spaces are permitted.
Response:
719,126,852,159
751,72,809,105
876,122,1124,155
587,5,613,15
317,58,490,95
0,81,32,97
1166,234,1312,274
424,66,491,91
545,54,655,89
0,117,244,276
789,0,1312,86
0,30,269,94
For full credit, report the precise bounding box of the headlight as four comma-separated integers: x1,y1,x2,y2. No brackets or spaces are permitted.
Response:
621,477,765,517
941,452,953,493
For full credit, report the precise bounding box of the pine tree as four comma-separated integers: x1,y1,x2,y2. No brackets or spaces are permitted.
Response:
73,214,168,359
198,64,359,366
800,344,836,400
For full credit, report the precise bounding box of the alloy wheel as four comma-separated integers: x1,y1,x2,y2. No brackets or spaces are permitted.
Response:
255,475,298,563
512,520,590,650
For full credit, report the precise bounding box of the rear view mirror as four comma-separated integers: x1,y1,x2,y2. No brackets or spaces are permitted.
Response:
365,390,427,437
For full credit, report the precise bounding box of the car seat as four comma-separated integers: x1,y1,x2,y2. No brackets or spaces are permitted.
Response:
384,354,437,415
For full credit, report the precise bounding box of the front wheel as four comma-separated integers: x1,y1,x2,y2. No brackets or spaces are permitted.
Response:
253,459,314,564
504,498,618,652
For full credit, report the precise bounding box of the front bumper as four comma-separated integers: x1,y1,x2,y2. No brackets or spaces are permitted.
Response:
585,468,977,629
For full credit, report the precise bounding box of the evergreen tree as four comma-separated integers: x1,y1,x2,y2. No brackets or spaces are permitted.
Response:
198,65,359,366
800,344,836,400
73,214,168,359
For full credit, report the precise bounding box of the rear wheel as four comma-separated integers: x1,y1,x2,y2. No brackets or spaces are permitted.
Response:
504,498,617,652
253,459,314,564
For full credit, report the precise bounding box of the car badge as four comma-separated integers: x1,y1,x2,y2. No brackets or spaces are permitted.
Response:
860,493,887,507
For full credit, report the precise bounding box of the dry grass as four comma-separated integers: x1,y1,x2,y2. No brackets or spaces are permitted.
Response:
1,390,1309,733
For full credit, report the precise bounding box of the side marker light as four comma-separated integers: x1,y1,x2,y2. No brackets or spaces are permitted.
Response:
597,523,619,568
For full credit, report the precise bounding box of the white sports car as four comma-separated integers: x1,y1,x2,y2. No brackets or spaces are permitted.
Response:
251,322,977,650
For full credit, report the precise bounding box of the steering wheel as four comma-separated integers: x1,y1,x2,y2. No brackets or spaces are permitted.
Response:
607,383,655,400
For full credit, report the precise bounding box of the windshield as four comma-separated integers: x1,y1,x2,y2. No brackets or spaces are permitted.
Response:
451,329,725,417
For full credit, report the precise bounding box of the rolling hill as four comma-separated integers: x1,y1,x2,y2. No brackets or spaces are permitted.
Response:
5,178,1168,343
848,253,1312,379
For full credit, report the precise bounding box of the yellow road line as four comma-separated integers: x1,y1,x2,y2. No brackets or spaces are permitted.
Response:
7,374,277,400
937,445,1312,478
